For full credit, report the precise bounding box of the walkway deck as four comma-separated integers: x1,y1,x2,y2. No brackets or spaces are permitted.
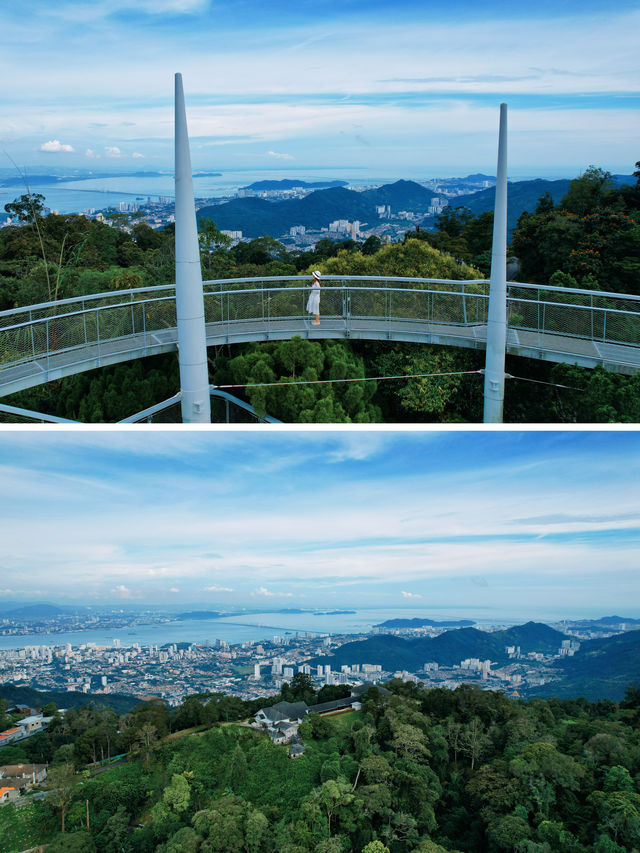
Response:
1,276,639,396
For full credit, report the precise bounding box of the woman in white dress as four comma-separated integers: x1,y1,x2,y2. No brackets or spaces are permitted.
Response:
307,270,321,325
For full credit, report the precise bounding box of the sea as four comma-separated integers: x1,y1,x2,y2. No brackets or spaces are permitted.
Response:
0,169,391,217
0,605,621,651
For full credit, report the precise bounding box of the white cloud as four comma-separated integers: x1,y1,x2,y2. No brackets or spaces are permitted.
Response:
267,150,294,160
105,146,121,157
401,590,422,598
169,587,180,593
132,151,144,158
111,584,135,598
40,139,74,152
252,586,293,597
85,148,100,158
204,585,234,592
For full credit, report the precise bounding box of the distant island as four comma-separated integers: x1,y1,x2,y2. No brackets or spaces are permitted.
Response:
312,610,356,616
588,615,640,625
177,610,224,620
0,170,221,188
374,617,475,628
242,179,348,191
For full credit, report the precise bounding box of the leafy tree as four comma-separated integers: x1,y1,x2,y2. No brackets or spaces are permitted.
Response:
536,192,555,214
166,826,201,852
228,743,248,791
561,167,615,216
362,842,390,853
47,762,77,833
4,192,46,223
134,722,159,770
487,814,532,850
435,207,474,238
362,235,382,255
173,695,205,730
46,830,97,852
460,717,490,770
163,772,191,813
314,777,355,835
94,805,131,853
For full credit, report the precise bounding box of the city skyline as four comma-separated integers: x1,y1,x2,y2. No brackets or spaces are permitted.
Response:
0,429,638,616
1,1,639,178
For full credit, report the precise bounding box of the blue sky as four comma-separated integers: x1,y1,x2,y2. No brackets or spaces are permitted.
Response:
0,429,638,618
1,1,638,179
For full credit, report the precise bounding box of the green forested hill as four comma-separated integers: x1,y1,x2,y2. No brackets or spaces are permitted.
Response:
531,629,640,701
2,680,639,853
0,684,139,714
197,186,377,237
361,180,446,211
198,180,447,237
422,179,572,235
308,622,569,671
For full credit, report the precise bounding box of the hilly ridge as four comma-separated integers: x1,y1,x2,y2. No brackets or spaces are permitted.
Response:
198,186,377,237
198,176,635,239
307,621,569,670
530,628,640,701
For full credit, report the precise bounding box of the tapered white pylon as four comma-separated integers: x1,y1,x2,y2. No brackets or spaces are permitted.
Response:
483,103,508,424
175,72,211,424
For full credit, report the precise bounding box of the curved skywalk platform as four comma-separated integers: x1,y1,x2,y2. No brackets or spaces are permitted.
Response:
1,276,639,397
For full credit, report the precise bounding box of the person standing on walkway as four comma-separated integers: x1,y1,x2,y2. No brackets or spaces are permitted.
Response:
307,270,321,325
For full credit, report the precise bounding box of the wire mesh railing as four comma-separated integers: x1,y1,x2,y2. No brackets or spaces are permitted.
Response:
1,276,639,385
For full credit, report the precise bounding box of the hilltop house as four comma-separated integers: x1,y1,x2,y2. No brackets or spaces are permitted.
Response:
0,786,19,804
254,701,309,728
16,715,52,736
253,701,308,743
0,714,53,750
0,727,22,747
0,763,47,793
253,685,386,743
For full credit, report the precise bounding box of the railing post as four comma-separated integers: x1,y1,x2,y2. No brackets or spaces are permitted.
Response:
461,282,467,324
483,103,508,423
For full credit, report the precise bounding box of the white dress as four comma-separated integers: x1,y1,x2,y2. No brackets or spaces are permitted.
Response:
306,281,320,315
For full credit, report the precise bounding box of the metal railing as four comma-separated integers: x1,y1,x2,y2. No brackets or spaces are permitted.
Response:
1,275,639,394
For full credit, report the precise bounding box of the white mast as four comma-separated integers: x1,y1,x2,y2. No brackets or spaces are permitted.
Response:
174,72,211,424
483,103,508,424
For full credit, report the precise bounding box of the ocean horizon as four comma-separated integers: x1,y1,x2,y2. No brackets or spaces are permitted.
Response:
0,605,630,652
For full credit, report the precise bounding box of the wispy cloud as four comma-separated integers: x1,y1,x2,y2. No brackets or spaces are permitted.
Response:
267,150,294,160
0,4,638,173
0,431,638,612
252,587,294,598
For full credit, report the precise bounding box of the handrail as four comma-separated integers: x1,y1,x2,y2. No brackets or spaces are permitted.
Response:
1,277,639,397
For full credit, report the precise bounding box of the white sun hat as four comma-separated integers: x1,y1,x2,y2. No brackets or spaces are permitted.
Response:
312,270,322,278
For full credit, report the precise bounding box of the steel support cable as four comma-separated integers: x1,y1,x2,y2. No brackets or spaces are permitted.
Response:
217,370,583,393
217,369,484,390
504,373,585,392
